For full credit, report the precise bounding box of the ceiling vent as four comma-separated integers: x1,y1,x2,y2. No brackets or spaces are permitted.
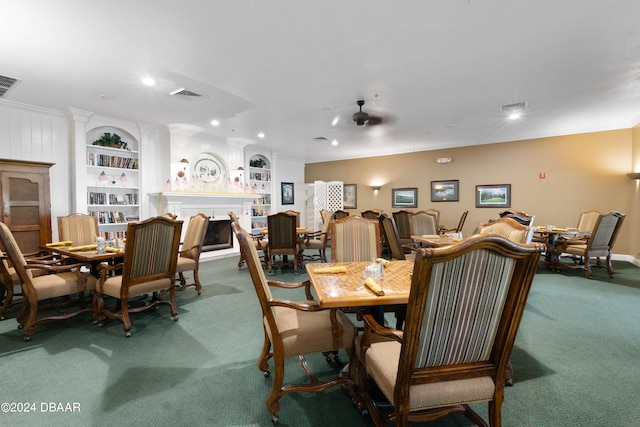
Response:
313,136,329,141
169,87,208,100
500,102,527,113
0,74,19,97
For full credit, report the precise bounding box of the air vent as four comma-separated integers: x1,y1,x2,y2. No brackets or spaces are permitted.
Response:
500,102,527,113
0,74,19,97
169,87,208,100
313,136,329,141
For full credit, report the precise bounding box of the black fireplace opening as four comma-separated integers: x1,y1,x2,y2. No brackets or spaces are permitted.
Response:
202,219,233,252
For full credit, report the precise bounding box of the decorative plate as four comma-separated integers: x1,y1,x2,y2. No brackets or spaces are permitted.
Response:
192,153,228,183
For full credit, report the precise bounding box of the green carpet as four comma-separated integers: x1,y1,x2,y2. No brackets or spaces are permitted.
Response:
1,255,639,426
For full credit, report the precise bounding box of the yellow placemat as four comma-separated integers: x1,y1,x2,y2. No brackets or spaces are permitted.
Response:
105,247,122,253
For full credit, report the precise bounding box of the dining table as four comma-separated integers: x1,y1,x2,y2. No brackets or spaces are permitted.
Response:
305,260,414,309
411,234,464,248
42,241,125,276
533,226,591,269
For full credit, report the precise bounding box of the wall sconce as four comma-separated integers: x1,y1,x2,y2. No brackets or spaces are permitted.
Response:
179,158,189,164
627,172,640,180
372,186,381,192
435,157,453,164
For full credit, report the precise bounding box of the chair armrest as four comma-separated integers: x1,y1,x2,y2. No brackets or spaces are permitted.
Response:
267,279,314,300
269,298,324,311
25,262,91,274
304,230,325,242
358,312,404,361
178,244,200,256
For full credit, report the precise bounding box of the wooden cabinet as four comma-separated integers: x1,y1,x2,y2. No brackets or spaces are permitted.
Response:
85,127,140,239
0,159,53,253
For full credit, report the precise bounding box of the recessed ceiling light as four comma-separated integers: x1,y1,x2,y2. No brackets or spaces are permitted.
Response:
331,138,339,146
257,132,265,139
142,76,155,86
331,116,340,127
210,119,220,126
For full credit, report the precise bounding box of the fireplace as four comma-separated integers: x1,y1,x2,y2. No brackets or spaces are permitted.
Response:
202,219,233,252
150,192,256,260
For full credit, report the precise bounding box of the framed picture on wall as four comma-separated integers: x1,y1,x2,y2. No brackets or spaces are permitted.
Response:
281,182,295,205
392,187,418,208
431,180,459,202
343,184,357,209
475,184,511,208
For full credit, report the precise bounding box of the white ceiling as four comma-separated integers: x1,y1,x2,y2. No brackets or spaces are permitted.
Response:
2,0,640,164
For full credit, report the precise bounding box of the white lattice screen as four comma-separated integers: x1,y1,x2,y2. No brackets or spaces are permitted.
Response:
326,181,343,212
305,180,343,232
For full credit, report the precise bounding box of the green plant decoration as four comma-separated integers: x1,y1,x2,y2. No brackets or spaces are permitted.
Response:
250,158,266,168
92,132,128,150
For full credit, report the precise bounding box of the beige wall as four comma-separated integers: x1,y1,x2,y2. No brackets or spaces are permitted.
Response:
306,129,635,256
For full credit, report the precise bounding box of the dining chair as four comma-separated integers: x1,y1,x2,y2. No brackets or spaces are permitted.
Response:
233,221,357,424
392,209,414,249
353,234,543,427
440,210,468,235
266,211,300,274
378,214,413,262
475,217,535,244
561,209,605,245
175,213,208,294
422,208,441,228
498,209,536,226
332,209,350,220
557,211,626,278
57,213,99,243
229,212,267,269
361,209,383,219
378,213,415,330
0,222,97,340
301,209,332,263
331,215,381,262
410,210,438,237
282,209,301,226
94,216,183,337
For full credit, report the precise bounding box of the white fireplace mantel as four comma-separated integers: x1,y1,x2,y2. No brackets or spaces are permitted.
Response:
149,192,258,260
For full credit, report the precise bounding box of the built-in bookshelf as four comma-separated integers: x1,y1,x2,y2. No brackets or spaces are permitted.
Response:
247,154,271,232
86,127,140,239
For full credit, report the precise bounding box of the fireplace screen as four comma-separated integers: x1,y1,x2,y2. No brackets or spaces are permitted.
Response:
202,219,233,251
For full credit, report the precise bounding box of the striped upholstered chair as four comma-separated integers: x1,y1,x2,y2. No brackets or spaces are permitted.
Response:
94,216,183,337
475,216,535,244
392,209,414,249
175,213,208,294
233,221,357,424
330,215,380,262
57,213,99,243
410,210,439,237
354,235,543,427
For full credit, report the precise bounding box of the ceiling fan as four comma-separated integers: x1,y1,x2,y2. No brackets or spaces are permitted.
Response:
352,99,384,126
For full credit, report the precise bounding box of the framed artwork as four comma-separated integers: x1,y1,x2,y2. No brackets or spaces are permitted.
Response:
281,182,294,205
343,184,357,209
475,184,511,208
431,180,459,202
392,187,418,208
